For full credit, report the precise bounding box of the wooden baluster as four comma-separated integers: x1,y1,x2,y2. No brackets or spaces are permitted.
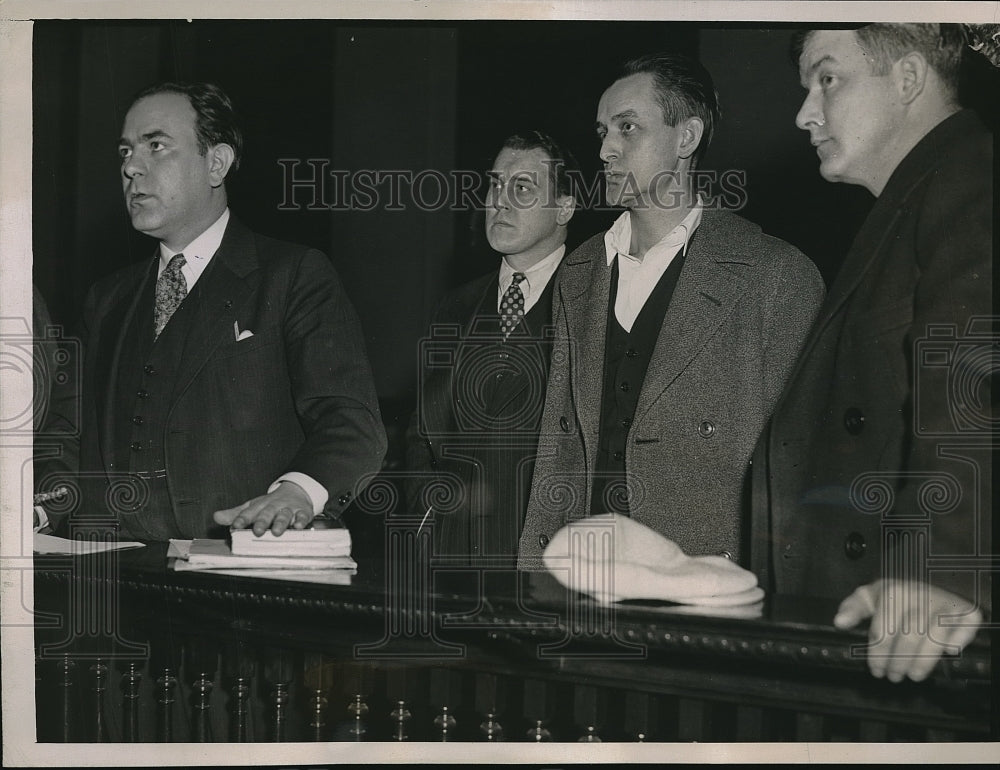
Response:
57,655,76,743
89,659,109,742
303,652,331,742
677,697,708,742
120,662,142,742
429,668,461,741
191,670,214,742
526,719,552,742
433,705,456,741
263,650,297,742
272,683,290,742
573,685,604,742
185,637,219,743
795,712,825,741
390,700,411,741
308,689,328,741
859,719,888,742
346,694,369,741
479,712,504,742
623,691,656,742
231,676,252,743
474,672,509,741
735,705,765,741
223,641,256,743
155,668,178,742
522,678,552,741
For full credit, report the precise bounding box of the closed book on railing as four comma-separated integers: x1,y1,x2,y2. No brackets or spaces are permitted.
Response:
229,519,351,558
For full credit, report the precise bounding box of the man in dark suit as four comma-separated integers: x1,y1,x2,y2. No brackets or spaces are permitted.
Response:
518,54,825,567
406,131,578,567
751,25,992,681
45,82,386,540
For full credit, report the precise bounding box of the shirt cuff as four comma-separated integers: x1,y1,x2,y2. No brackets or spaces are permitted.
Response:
268,473,329,516
34,505,50,533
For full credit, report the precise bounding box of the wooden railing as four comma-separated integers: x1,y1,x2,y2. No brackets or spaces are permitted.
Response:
33,520,992,743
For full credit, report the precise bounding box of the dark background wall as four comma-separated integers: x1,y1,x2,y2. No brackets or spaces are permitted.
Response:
32,20,999,443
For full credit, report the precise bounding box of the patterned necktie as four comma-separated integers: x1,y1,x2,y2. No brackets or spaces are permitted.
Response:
154,253,187,338
499,272,527,340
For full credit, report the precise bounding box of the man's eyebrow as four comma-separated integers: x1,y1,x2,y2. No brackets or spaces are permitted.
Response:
803,54,836,78
118,129,172,146
595,109,640,133
611,109,639,122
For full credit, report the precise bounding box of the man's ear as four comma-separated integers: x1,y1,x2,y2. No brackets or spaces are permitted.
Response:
676,116,705,161
207,143,236,188
895,51,928,105
555,194,577,226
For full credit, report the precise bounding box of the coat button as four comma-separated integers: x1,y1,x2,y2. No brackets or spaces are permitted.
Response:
625,348,638,358
718,550,734,561
559,416,570,433
338,493,351,505
613,451,624,461
143,364,156,375
844,532,866,560
843,408,865,435
136,389,149,399
619,381,630,393
132,415,143,425
224,300,233,309
538,533,550,548
130,442,142,452
620,417,631,429
698,420,715,438
429,458,438,468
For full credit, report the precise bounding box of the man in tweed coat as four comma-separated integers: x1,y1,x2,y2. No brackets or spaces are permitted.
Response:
518,54,825,567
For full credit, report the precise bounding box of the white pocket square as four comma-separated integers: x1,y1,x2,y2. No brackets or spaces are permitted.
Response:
233,321,255,341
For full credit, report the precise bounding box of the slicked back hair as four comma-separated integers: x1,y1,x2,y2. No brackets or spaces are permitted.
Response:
499,129,580,200
616,53,721,167
130,81,244,172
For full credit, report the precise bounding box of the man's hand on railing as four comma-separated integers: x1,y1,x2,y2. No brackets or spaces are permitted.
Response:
833,579,983,683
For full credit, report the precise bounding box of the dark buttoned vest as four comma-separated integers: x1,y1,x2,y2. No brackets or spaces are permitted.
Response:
590,250,687,516
112,258,211,540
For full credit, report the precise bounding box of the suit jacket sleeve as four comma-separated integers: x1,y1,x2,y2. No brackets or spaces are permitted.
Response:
894,153,992,609
280,249,387,510
760,244,826,410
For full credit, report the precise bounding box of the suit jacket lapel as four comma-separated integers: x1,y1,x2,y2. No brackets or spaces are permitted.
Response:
634,214,748,425
95,260,155,471
171,217,259,402
559,239,610,452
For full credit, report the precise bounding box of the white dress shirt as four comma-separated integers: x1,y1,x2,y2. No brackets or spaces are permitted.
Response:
497,244,565,314
159,207,328,515
157,208,230,287
603,203,703,332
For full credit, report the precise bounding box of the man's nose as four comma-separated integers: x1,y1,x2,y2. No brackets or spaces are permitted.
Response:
490,183,509,211
795,90,823,131
122,153,144,179
599,135,619,164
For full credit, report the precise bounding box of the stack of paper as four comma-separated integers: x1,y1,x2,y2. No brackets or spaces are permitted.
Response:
230,521,351,558
168,526,357,585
